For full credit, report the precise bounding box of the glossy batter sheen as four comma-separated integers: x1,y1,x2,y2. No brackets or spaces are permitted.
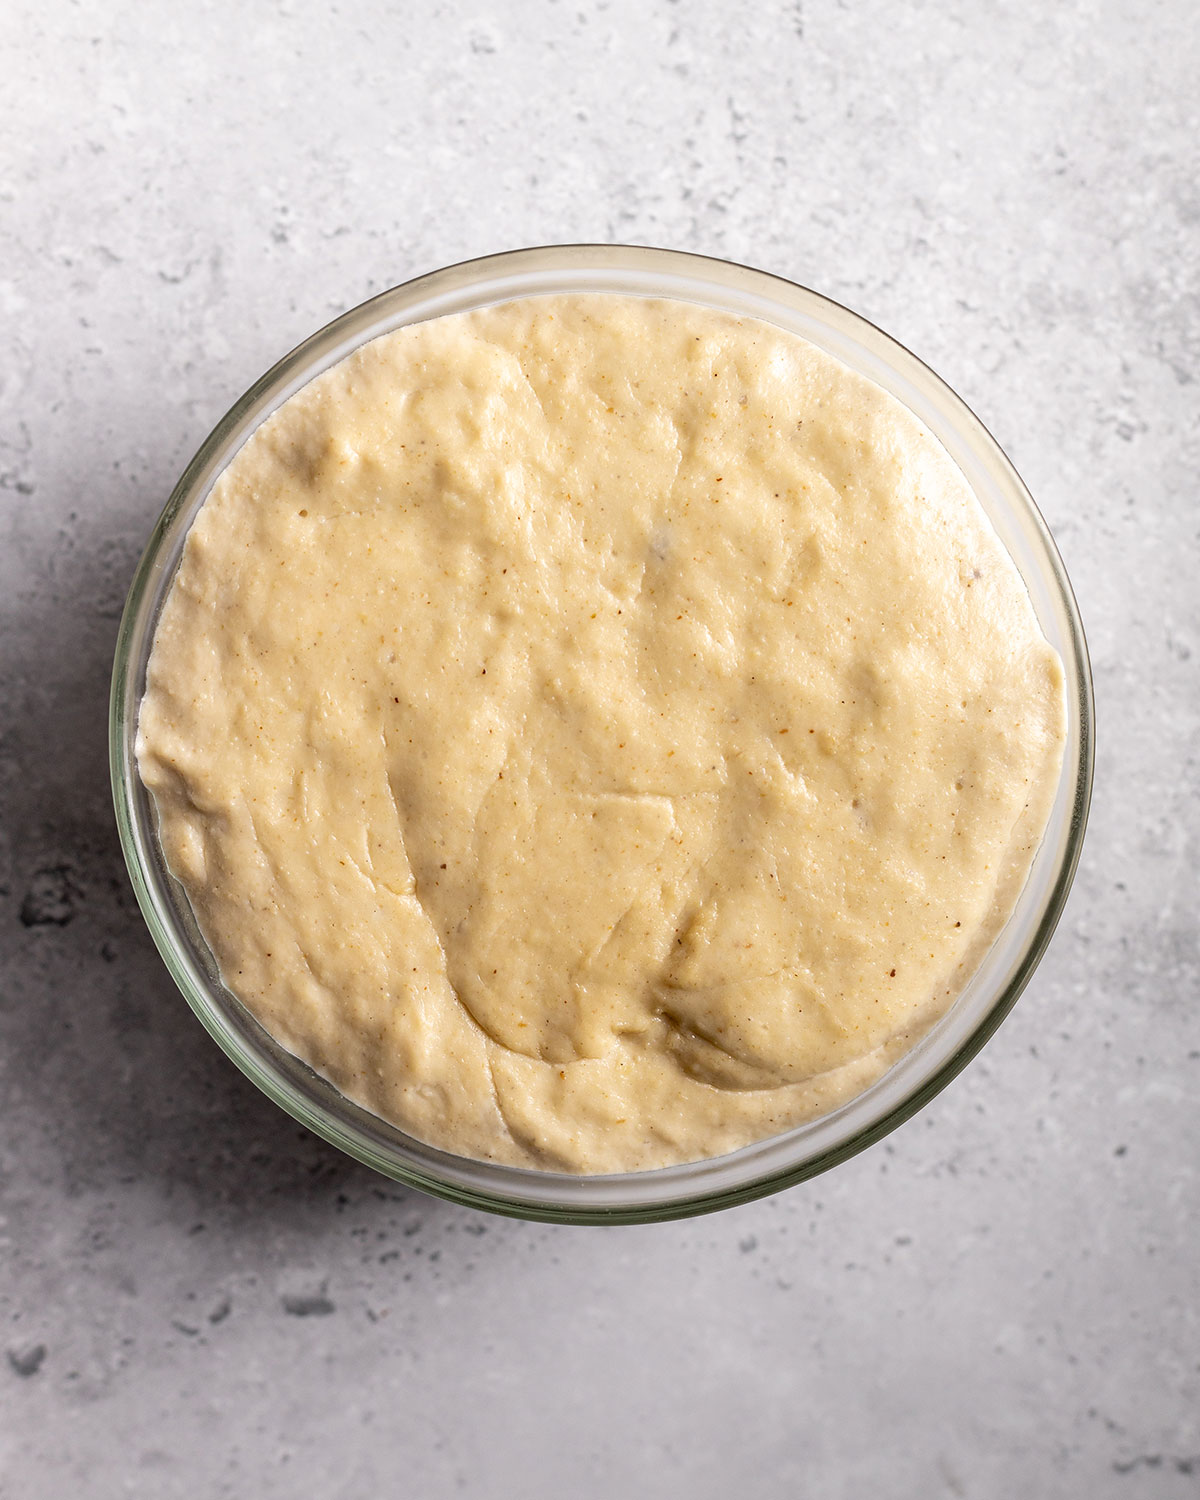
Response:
137,295,1066,1172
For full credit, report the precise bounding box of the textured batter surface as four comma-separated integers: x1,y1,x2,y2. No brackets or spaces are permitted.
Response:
137,296,1064,1170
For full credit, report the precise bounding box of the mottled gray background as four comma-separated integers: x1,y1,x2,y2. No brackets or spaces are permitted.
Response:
1,1,1197,1495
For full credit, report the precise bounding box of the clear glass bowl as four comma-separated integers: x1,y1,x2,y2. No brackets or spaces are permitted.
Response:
110,245,1094,1224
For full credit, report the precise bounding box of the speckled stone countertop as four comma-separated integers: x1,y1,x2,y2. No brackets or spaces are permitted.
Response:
2,3,1197,1495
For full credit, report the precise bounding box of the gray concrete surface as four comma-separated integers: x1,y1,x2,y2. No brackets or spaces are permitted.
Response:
2,2,1197,1495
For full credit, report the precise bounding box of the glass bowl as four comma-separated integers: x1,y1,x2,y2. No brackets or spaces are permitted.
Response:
110,245,1094,1224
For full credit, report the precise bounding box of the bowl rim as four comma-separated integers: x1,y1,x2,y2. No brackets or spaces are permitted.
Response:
109,243,1095,1224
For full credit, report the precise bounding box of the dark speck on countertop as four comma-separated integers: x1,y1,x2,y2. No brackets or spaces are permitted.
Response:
281,1292,336,1317
19,865,83,927
7,1344,47,1378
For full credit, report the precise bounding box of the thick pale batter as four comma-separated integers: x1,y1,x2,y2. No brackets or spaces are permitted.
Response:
137,295,1066,1172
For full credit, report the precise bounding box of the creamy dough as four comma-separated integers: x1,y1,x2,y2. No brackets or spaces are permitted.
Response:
137,295,1066,1172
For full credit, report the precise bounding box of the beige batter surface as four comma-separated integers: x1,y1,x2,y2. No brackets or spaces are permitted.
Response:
137,295,1066,1173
